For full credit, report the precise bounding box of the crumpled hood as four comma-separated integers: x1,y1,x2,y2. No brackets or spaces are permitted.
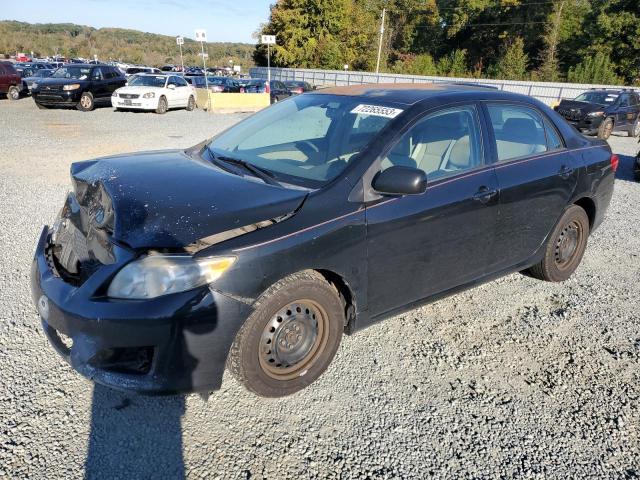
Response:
70,150,307,250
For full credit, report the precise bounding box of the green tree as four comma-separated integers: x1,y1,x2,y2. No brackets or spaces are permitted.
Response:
392,53,438,75
491,37,529,80
437,49,469,77
567,52,622,85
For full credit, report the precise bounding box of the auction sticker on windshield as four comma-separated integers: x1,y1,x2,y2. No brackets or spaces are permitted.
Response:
350,104,404,118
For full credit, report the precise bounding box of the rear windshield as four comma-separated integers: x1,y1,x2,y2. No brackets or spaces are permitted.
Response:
129,75,166,87
52,67,91,80
574,91,619,106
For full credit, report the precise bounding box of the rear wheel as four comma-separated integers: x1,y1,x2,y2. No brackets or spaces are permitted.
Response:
77,92,94,111
526,205,589,282
155,96,168,114
597,117,613,140
226,271,344,397
186,95,195,111
7,85,20,101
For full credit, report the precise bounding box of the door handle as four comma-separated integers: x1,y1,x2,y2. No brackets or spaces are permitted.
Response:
558,165,574,179
473,186,498,204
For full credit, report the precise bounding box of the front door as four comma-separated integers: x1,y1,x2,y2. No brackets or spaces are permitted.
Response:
366,104,500,318
483,102,579,271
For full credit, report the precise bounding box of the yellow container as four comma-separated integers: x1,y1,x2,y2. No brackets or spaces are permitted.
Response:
195,89,270,113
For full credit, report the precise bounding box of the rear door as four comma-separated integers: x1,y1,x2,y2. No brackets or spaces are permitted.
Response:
90,67,107,99
484,102,579,272
366,103,501,318
616,93,633,130
174,76,191,105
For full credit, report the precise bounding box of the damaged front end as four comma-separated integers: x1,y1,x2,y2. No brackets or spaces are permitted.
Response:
47,180,116,285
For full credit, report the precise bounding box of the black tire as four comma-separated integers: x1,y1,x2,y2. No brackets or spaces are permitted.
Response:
155,96,168,114
77,92,94,111
35,102,49,110
630,116,640,138
597,117,613,140
226,270,344,397
186,95,195,111
526,205,590,282
634,169,640,182
7,85,20,101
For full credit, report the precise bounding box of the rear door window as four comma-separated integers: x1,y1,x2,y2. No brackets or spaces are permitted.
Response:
487,104,548,161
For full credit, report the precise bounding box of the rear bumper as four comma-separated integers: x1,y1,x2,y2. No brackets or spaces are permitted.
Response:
31,227,253,395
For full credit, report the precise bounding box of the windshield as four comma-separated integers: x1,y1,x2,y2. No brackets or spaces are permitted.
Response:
574,91,619,106
36,70,52,77
208,94,399,187
52,66,92,80
129,75,167,87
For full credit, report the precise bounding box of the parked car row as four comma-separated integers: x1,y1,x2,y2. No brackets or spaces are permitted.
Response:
2,60,317,110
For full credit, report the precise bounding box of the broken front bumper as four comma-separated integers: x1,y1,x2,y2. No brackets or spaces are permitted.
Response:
30,226,253,395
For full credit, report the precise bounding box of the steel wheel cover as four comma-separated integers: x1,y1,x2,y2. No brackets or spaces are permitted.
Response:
258,300,329,380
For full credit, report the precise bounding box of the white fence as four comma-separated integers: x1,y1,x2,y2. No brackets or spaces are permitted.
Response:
250,67,629,106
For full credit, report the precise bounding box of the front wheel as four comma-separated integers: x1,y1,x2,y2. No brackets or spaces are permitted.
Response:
155,96,167,114
226,271,344,397
630,116,640,138
597,117,613,140
7,85,20,101
77,92,94,111
525,205,589,282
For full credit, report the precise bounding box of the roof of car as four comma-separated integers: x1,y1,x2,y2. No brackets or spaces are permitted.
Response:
314,82,510,105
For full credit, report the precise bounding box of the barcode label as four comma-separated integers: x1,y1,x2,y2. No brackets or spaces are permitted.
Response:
350,104,404,119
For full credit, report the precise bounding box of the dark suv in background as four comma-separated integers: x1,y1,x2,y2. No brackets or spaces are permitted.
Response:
555,89,640,140
31,64,126,111
0,61,21,100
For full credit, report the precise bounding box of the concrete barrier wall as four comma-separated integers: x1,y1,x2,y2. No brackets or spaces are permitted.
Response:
195,89,270,113
250,67,631,106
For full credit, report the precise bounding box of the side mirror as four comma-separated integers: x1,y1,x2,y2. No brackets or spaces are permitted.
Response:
372,166,428,196
168,84,176,90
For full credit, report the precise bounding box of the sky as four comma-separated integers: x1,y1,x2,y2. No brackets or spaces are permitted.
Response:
3,0,272,43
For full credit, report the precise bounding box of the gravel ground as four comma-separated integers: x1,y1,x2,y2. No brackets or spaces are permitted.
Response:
0,98,639,479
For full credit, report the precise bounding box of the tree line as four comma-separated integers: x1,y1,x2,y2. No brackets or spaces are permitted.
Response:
255,0,640,85
0,21,255,69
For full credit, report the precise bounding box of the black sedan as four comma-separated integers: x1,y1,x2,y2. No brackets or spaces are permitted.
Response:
284,80,314,94
186,75,242,92
245,79,292,103
31,84,615,397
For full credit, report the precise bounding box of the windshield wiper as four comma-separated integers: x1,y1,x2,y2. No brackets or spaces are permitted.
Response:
205,146,281,187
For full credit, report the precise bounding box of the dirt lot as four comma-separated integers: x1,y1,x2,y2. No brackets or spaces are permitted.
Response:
1,98,639,479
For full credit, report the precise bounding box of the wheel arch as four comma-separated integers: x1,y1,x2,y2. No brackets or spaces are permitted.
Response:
573,196,596,231
313,269,357,333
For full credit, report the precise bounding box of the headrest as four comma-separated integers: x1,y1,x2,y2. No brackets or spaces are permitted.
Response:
502,118,539,143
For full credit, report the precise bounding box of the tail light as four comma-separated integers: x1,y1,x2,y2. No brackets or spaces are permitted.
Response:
293,87,303,94
210,85,224,93
240,87,245,93
610,154,619,172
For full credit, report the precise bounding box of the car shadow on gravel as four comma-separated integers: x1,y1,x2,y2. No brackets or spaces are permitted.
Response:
85,385,186,480
615,154,638,182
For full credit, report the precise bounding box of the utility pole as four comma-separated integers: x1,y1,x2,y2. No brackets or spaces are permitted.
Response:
375,8,386,74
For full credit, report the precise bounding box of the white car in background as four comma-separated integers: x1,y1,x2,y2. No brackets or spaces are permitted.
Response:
111,74,196,114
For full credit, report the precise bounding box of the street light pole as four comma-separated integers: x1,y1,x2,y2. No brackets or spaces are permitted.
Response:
375,8,386,74
179,42,184,72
